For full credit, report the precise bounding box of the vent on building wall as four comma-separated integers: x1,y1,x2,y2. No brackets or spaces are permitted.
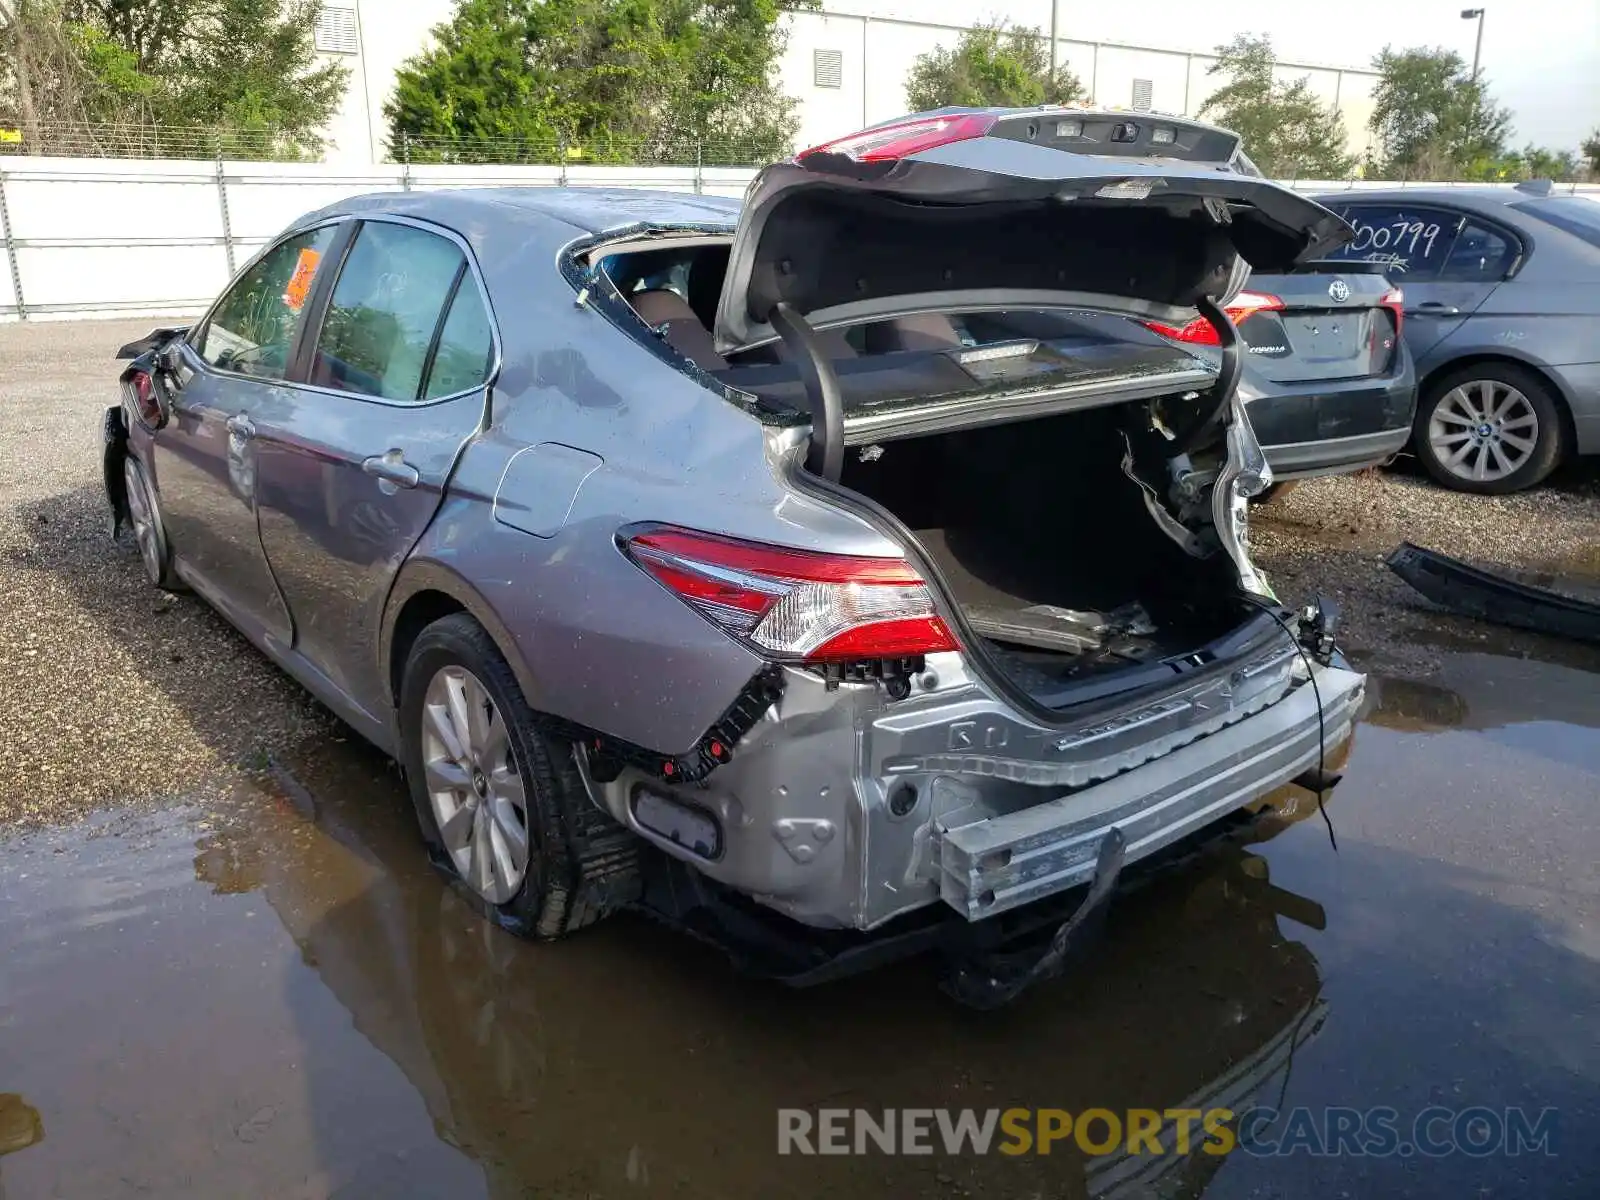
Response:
314,4,359,55
814,48,844,89
1131,78,1154,112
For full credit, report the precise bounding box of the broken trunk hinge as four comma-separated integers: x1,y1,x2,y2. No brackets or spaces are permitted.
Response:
768,302,845,483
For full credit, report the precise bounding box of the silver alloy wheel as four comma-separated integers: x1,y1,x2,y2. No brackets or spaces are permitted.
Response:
1427,380,1539,484
420,665,531,905
123,457,164,584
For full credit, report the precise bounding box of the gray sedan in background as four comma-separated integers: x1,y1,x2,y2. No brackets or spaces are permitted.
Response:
1316,183,1600,493
104,109,1366,994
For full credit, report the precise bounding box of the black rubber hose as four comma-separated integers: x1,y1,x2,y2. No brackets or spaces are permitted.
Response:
768,301,845,483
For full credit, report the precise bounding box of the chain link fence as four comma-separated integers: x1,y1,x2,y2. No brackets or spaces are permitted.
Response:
0,122,302,161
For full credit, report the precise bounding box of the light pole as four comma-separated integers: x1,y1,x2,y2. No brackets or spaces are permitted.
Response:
1461,8,1485,80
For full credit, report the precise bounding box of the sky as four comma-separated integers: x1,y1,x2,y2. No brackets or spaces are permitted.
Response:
836,0,1600,148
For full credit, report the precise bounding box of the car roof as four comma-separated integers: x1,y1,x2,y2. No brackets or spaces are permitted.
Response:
1311,186,1549,211
305,186,742,236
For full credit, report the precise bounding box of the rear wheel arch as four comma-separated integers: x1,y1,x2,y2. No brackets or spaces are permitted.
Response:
1418,353,1576,457
381,562,543,719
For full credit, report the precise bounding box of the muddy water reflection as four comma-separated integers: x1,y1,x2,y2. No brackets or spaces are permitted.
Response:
4,647,1599,1199
193,745,1331,1200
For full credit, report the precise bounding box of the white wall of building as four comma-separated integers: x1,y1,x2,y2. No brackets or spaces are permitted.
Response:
783,7,1383,163
310,0,1384,167
316,0,456,164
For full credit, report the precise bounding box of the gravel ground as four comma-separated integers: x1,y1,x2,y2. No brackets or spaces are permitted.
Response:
1,317,1596,829
1251,463,1600,675
0,318,340,829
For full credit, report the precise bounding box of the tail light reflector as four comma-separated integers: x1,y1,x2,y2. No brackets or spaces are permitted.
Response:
625,527,958,662
122,368,163,428
1380,286,1404,339
1143,290,1284,344
797,113,999,164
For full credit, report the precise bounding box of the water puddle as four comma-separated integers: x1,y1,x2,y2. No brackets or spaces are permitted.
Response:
2,649,1598,1198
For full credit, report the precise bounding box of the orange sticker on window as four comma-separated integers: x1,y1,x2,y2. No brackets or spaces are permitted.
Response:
283,247,323,312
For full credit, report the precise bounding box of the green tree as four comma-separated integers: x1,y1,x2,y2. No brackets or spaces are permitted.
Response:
1367,46,1511,180
386,0,813,165
157,0,348,153
1581,129,1600,176
1513,144,1580,181
2,0,346,157
903,20,1084,112
1198,35,1352,179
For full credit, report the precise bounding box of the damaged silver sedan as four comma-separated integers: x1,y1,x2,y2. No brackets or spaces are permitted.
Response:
104,107,1364,999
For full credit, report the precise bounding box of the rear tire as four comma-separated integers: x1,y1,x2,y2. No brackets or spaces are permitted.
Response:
1413,363,1566,494
398,613,640,938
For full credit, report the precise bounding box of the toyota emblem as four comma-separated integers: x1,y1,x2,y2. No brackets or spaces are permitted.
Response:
1328,279,1351,302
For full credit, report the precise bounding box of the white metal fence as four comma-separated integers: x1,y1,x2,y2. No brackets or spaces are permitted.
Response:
0,157,759,321
0,156,1594,322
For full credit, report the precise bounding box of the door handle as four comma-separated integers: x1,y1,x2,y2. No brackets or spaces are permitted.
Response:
1411,302,1460,315
225,414,256,438
362,452,420,490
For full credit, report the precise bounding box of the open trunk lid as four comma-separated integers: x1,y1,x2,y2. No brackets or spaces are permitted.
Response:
712,108,1352,355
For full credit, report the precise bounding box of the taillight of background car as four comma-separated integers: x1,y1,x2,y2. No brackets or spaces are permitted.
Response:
1142,291,1284,345
1380,286,1404,338
623,527,959,662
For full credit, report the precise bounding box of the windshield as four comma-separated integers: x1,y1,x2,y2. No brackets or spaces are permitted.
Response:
1509,196,1600,249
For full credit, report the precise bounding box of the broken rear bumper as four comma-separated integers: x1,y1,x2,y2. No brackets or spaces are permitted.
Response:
937,663,1364,919
583,632,1363,933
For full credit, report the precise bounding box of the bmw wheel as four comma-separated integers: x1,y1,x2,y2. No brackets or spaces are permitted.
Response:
1415,364,1566,494
398,613,640,938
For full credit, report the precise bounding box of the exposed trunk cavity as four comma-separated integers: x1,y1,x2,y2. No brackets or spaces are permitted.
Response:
839,401,1261,709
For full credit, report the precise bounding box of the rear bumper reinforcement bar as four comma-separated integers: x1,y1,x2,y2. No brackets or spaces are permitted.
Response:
936,665,1365,920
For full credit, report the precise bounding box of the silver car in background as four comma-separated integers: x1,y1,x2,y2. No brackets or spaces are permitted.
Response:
105,108,1365,998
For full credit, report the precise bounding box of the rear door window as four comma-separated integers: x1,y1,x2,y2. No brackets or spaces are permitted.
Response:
1436,220,1517,281
1323,204,1464,281
195,225,337,379
310,220,467,402
422,281,494,399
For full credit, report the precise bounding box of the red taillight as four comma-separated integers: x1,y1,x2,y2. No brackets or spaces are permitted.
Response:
1143,290,1285,345
124,369,162,427
797,113,999,164
625,527,959,663
1380,286,1404,339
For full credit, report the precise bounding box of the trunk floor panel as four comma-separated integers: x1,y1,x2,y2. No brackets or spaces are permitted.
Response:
912,525,1215,690
845,409,1251,709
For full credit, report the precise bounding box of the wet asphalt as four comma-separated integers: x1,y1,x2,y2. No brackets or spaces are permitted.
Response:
2,320,1599,1198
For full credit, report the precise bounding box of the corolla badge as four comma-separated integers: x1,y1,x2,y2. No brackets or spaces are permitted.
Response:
1327,279,1351,302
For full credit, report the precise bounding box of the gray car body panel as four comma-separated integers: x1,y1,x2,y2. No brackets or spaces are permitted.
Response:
127,182,1362,931
1314,187,1600,454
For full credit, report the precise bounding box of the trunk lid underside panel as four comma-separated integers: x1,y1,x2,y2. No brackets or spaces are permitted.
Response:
714,133,1352,354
